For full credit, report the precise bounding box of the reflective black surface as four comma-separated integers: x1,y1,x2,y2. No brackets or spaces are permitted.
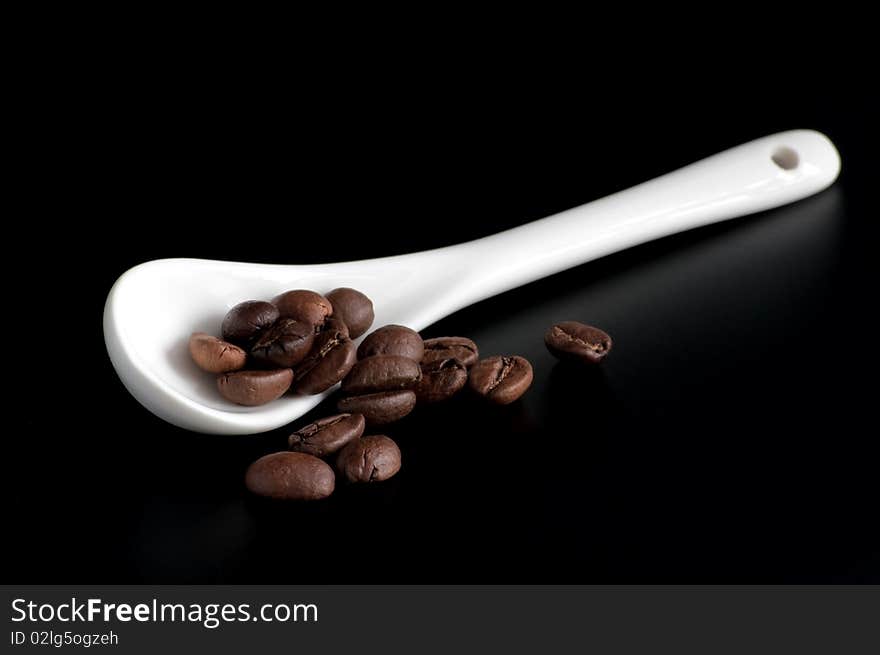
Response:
10,84,875,582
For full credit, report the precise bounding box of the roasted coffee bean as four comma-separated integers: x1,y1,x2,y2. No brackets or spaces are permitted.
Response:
421,336,479,368
245,451,335,500
189,332,247,373
357,324,424,361
414,358,468,403
326,287,374,338
288,413,365,457
337,390,416,425
545,321,612,364
221,300,279,346
468,355,533,405
341,355,422,394
250,318,315,368
272,289,333,326
336,435,401,483
217,368,293,406
293,321,357,394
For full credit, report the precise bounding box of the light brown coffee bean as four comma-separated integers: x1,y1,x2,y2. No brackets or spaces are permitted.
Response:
189,332,247,373
272,289,333,326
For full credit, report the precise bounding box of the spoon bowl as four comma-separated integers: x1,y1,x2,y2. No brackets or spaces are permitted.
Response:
104,130,841,434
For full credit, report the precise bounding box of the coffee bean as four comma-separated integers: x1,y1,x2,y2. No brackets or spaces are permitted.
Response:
337,390,416,425
272,289,333,326
468,355,533,404
421,336,479,368
189,332,247,373
326,288,374,338
245,451,335,500
336,435,401,483
545,321,612,364
250,318,315,368
217,368,293,406
341,355,422,395
288,413,365,457
414,358,468,403
293,321,357,394
221,300,279,346
357,324,424,361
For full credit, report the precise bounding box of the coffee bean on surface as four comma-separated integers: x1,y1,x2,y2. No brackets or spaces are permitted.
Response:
341,355,422,395
250,318,315,368
421,336,479,368
221,300,280,346
357,324,424,361
545,321,612,364
217,368,294,406
337,390,416,425
468,355,533,405
272,290,333,326
245,451,335,500
336,435,401,483
189,332,247,373
414,358,468,403
293,321,357,395
288,413,365,457
326,288,374,339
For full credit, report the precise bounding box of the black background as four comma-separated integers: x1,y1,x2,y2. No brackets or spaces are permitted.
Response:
9,66,875,583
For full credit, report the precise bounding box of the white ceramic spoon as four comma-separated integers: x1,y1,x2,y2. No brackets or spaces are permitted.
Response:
104,130,840,434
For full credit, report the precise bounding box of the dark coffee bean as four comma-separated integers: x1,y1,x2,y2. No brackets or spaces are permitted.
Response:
336,435,401,483
217,368,293,406
545,321,612,364
250,318,315,368
293,321,357,394
288,413,365,457
341,355,422,394
421,336,479,368
245,451,335,500
221,300,279,346
468,355,533,405
272,289,332,326
357,324,424,361
337,390,416,425
189,332,247,373
414,358,468,403
326,288,374,338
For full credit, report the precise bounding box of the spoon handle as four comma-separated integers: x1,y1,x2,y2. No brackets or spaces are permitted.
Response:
427,130,839,316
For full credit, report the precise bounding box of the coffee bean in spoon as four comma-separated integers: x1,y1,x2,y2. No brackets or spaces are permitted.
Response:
337,390,416,425
288,413,365,457
221,300,280,346
188,332,247,373
336,435,401,483
468,355,533,405
421,336,479,368
272,289,333,326
293,321,357,395
544,321,612,364
217,368,293,406
326,287,374,338
341,355,422,395
245,451,335,500
414,358,468,403
357,324,424,361
250,318,315,368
